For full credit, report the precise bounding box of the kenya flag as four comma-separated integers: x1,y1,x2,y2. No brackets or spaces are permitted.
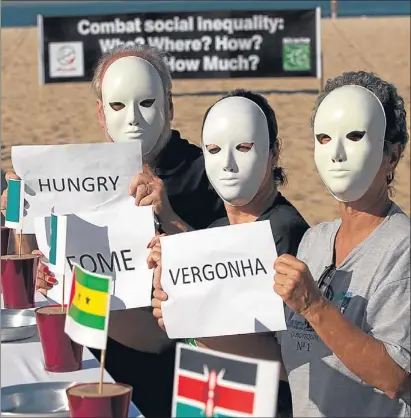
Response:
64,264,112,350
173,344,257,417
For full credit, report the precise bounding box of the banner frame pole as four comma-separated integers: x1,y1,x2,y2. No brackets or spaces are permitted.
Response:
37,14,45,86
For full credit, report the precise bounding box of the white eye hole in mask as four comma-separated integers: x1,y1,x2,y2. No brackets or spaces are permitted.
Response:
202,96,270,207
101,56,166,156
314,85,386,202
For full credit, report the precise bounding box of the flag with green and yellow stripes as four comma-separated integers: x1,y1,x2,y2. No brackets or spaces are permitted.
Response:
64,263,112,350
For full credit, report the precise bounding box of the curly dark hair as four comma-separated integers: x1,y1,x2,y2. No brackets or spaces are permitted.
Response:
201,89,287,186
312,71,408,186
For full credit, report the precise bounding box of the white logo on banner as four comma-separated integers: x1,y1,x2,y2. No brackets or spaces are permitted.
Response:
49,42,84,78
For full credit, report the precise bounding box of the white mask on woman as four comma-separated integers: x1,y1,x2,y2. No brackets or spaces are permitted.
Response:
202,96,270,207
314,85,386,202
101,56,166,156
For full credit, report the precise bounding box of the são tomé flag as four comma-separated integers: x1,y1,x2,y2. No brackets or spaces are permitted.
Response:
173,344,258,417
64,263,112,350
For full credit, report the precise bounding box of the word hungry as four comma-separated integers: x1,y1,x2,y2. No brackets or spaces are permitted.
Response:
169,258,267,285
38,176,119,193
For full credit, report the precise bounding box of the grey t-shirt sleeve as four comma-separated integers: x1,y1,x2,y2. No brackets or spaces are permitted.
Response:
366,277,411,373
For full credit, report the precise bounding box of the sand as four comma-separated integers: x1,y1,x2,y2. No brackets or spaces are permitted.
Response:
1,17,410,225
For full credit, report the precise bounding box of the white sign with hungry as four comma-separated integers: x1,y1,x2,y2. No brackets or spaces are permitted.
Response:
11,141,142,233
160,221,286,339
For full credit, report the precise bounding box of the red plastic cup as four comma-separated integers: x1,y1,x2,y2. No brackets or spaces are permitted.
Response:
35,304,84,373
1,253,39,308
1,226,10,255
67,382,132,418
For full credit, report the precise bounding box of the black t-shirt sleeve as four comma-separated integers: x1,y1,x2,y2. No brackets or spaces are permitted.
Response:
273,222,309,257
269,214,310,257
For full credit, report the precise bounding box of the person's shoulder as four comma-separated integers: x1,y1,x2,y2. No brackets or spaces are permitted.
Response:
208,217,230,228
172,130,204,162
296,219,339,251
386,202,410,237
267,194,310,235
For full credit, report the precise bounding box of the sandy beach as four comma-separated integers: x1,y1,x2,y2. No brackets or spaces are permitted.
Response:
1,16,410,225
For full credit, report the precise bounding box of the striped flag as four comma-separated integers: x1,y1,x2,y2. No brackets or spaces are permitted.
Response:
173,344,258,417
5,179,25,231
49,212,67,275
64,264,112,350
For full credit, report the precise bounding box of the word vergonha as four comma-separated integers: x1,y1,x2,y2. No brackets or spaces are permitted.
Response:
169,258,268,285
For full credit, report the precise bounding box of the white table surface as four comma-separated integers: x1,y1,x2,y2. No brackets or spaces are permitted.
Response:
1,293,142,417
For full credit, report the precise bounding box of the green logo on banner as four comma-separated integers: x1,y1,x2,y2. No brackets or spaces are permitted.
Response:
282,39,311,71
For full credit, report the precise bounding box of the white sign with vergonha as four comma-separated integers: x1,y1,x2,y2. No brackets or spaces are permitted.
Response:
34,203,156,310
160,220,286,339
11,141,142,233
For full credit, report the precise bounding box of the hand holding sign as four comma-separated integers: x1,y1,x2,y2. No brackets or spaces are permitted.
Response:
274,253,324,317
32,249,58,295
129,164,172,219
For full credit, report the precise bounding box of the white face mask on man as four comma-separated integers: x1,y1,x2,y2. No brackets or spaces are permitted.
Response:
314,85,386,202
101,56,166,156
202,96,270,207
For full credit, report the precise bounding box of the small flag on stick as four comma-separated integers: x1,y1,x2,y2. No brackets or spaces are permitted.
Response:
5,178,25,232
65,263,112,351
49,211,68,311
49,212,67,276
173,343,280,417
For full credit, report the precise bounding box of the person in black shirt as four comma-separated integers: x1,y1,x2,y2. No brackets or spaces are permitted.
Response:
90,44,226,418
150,89,310,417
0,44,226,418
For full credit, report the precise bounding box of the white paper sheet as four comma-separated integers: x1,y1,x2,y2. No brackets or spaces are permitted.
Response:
11,142,142,233
161,221,286,339
172,343,280,417
34,203,156,310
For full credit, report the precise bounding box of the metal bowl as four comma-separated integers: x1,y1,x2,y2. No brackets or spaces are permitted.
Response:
1,309,37,342
1,381,74,417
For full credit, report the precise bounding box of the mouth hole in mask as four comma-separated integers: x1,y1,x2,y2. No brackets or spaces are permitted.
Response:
109,102,125,111
140,98,156,108
346,130,366,141
206,144,221,154
236,143,254,153
316,133,331,144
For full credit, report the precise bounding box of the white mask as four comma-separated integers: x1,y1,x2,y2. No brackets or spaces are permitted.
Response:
101,56,166,156
202,96,270,206
314,85,386,202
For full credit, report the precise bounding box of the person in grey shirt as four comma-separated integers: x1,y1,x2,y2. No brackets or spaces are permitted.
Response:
274,71,410,417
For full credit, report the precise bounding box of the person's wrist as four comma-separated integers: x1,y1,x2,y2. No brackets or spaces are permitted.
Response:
300,295,329,323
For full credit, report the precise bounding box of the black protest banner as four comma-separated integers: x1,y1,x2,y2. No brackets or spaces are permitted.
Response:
38,8,321,84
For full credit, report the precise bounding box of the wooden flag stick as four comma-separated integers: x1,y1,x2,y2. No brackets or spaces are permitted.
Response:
18,232,22,258
61,274,66,313
99,349,106,394
18,217,24,258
